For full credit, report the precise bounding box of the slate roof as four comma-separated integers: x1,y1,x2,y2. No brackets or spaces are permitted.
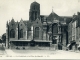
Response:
60,16,72,24
47,12,59,22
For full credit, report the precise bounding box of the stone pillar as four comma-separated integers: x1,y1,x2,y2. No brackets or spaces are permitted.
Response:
26,31,27,39
31,26,33,39
32,30,33,39
6,29,8,48
43,31,46,40
16,27,18,39
47,34,49,41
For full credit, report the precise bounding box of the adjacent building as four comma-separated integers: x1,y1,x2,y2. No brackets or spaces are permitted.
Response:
67,12,80,50
76,12,80,49
68,20,72,44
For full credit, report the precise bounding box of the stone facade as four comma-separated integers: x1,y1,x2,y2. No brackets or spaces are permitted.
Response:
6,1,70,49
68,21,72,43
72,19,77,41
67,12,80,50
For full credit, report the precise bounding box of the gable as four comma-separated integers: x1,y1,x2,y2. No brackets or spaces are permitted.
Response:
47,12,59,22
19,19,26,30
9,18,17,29
33,18,42,26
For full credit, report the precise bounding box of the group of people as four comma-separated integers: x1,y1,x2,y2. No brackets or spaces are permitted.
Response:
67,43,80,51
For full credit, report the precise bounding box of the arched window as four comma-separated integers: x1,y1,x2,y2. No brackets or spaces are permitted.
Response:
35,27,39,39
10,29,15,38
20,29,23,38
52,24,58,34
35,12,37,20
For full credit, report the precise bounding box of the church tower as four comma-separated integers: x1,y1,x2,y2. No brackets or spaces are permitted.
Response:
29,1,40,21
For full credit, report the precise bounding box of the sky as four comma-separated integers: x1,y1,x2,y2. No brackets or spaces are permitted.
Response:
0,0,80,36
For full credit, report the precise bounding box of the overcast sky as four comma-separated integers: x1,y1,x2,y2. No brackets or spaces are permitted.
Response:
0,0,80,36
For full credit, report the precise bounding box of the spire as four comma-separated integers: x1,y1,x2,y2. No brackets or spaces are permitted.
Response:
7,21,8,24
74,13,75,15
73,13,76,17
9,20,10,23
17,21,18,24
12,17,13,19
6,21,8,27
12,17,14,21
52,6,54,13
21,18,23,20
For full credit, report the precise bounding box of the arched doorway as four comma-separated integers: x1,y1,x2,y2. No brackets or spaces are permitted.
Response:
10,29,15,38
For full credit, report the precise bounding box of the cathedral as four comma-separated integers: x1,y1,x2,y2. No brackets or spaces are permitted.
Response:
6,1,71,50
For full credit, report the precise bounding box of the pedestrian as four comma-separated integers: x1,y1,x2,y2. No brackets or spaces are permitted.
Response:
78,45,80,51
67,44,70,51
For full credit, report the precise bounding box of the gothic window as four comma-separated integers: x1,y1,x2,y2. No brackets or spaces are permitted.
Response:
10,29,15,38
20,29,23,38
35,27,39,39
52,24,58,34
12,24,14,27
35,12,37,19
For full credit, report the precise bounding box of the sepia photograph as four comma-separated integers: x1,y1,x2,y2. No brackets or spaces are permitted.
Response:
0,0,80,59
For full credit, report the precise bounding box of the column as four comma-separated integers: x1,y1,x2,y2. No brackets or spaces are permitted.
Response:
43,29,47,40
31,26,33,40
6,29,8,48
26,31,27,39
16,27,18,39
47,34,49,41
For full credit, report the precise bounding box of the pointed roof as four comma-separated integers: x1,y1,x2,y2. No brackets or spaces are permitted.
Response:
47,12,59,22
48,12,59,18
10,18,15,25
6,21,8,27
